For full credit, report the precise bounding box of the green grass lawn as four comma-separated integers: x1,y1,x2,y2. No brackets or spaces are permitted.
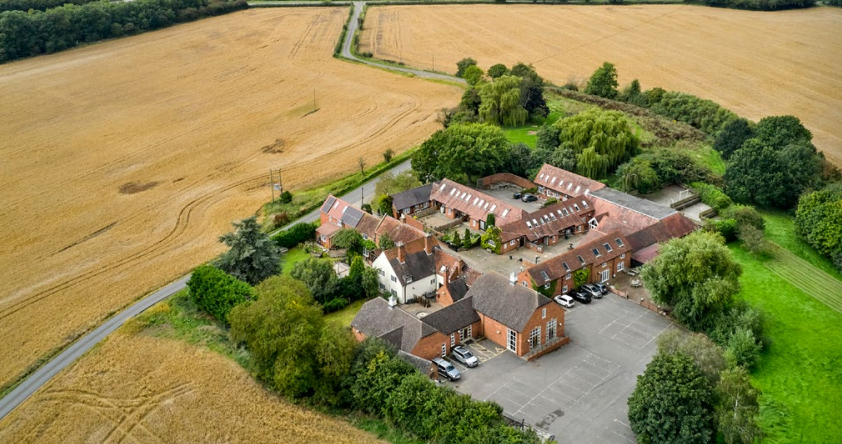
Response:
324,298,368,327
503,124,541,147
280,247,310,275
761,210,842,281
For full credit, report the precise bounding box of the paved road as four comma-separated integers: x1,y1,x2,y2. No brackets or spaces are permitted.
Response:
341,2,466,84
0,159,412,421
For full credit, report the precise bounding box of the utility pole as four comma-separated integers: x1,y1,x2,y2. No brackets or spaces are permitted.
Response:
432,52,435,71
270,169,275,202
269,168,283,202
313,87,316,111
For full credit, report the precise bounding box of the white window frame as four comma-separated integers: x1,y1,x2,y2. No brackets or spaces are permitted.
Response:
544,283,550,290
441,343,447,357
547,319,557,342
562,285,568,293
379,283,385,290
529,326,541,350
542,307,547,319
508,329,517,352
617,261,625,272
391,275,397,282
379,269,385,276
451,333,456,347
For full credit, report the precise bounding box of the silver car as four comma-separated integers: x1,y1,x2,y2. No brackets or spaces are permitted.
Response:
452,345,479,368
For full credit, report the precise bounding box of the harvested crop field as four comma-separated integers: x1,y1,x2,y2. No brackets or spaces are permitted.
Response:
0,8,459,389
360,4,842,164
0,331,383,443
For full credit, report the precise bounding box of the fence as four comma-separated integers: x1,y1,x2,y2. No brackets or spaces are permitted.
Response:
611,287,670,316
502,413,555,443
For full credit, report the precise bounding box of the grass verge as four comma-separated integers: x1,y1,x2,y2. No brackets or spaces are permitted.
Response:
729,243,842,443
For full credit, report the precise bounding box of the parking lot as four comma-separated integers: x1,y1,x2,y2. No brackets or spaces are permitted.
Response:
450,294,674,444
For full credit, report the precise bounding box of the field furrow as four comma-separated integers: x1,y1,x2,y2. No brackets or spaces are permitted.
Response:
765,245,842,314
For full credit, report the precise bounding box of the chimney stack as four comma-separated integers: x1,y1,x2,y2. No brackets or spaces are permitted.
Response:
388,295,397,308
424,233,433,254
509,272,516,286
396,241,406,263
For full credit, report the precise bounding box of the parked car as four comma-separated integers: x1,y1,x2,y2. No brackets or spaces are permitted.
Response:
433,357,461,381
571,291,592,304
581,284,603,299
513,192,522,200
522,194,538,203
554,294,575,309
593,282,609,295
451,345,479,368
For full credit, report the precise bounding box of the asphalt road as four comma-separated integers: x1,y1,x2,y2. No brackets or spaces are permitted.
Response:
0,159,412,421
341,2,466,84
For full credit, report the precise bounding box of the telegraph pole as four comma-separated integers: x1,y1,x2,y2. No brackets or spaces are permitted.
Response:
269,168,283,202
270,169,275,202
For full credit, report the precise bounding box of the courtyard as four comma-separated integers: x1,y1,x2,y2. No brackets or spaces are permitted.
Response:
448,294,674,444
643,184,711,224
446,233,588,278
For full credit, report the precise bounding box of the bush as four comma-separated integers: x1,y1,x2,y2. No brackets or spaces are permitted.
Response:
725,327,763,369
487,63,508,78
691,182,733,210
280,190,293,203
323,297,349,313
271,212,290,228
272,222,317,249
187,264,254,325
723,204,765,232
648,90,737,135
584,62,619,99
383,148,394,162
455,57,478,77
706,218,737,242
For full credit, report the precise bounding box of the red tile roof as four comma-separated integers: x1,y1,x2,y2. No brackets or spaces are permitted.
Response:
499,200,593,242
534,164,606,197
376,216,426,246
526,231,632,284
430,179,525,226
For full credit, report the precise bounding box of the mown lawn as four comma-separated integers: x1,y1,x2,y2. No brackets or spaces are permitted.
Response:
324,298,368,327
761,210,842,281
503,125,541,147
727,216,842,443
280,247,310,275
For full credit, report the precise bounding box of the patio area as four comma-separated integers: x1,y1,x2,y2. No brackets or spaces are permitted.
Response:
643,184,711,224
445,233,590,278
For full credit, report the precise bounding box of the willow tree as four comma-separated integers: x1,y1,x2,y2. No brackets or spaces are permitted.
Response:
554,108,639,179
478,75,528,127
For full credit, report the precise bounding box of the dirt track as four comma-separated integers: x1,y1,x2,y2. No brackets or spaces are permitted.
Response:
361,4,842,164
0,8,459,389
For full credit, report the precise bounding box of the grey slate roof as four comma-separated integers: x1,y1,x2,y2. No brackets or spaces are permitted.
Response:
421,296,479,334
351,298,437,353
467,272,551,332
397,351,434,375
446,277,469,302
392,183,434,211
590,188,676,220
340,205,365,228
390,250,436,286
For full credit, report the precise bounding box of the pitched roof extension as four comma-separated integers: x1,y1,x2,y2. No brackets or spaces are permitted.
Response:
376,215,426,246
467,272,551,332
590,187,676,221
430,179,525,226
421,296,480,334
534,164,606,197
351,297,438,353
392,183,434,211
499,200,593,242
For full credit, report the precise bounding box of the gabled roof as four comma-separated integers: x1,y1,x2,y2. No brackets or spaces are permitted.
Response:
351,298,437,353
430,179,525,226
499,200,592,242
446,277,470,302
392,183,434,211
421,296,480,334
376,216,426,245
625,212,697,251
382,236,438,286
340,205,365,228
467,272,551,332
534,164,606,197
397,351,433,375
355,213,382,240
526,231,632,284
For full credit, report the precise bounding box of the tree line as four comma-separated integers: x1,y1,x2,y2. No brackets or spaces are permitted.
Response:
0,0,247,64
0,0,97,13
686,0,815,10
183,216,542,443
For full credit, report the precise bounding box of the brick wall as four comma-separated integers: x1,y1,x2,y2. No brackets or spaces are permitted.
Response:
402,215,425,231
479,313,514,354
479,173,536,190
411,331,450,361
517,303,566,356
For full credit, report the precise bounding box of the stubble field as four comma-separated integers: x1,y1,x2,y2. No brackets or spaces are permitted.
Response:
0,329,384,443
360,4,842,164
0,7,459,390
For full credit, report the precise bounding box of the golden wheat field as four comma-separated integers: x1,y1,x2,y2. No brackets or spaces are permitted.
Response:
0,327,383,443
0,8,460,390
361,4,842,164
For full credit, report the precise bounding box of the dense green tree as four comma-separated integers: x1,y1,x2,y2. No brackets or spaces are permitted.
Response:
716,367,762,444
504,142,540,178
452,229,461,247
352,349,417,414
187,264,253,325
648,91,737,135
725,327,763,369
795,187,842,264
628,353,715,444
377,195,394,216
535,124,560,153
486,213,496,227
478,75,529,127
272,222,316,249
290,257,340,305
361,266,379,298
228,276,323,396
754,115,812,148
554,108,639,179
619,79,647,107
573,267,589,289
217,216,280,285
713,118,754,160
647,148,711,185
509,63,548,117
331,228,364,256
464,64,484,86
412,123,510,183
550,146,577,172
657,330,726,384
455,57,478,77
459,88,482,114
618,158,661,194
737,224,769,257
641,231,742,332
584,62,619,99
462,227,473,249
724,138,821,209
487,63,508,78
378,232,396,250
313,321,357,405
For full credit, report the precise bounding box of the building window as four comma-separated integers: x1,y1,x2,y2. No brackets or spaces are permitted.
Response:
391,275,397,282
510,240,516,246
460,325,472,341
544,283,550,289
562,285,568,293
617,261,625,272
507,329,517,352
547,319,557,341
320,235,326,242
602,262,607,268
621,253,626,259
565,273,571,280
379,269,385,276
403,208,410,214
577,226,582,232
529,326,541,350
390,289,397,297
522,281,528,287
542,307,547,319
362,234,368,240
451,333,456,347
363,248,369,257
379,283,385,290
441,343,447,357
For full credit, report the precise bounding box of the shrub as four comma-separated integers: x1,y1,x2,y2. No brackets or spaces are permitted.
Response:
323,297,349,313
725,327,763,369
648,90,737,135
706,218,737,242
542,198,559,208
272,212,290,228
187,264,254,325
723,204,765,232
383,148,394,162
272,222,317,249
280,190,293,203
455,57,478,77
691,182,733,210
